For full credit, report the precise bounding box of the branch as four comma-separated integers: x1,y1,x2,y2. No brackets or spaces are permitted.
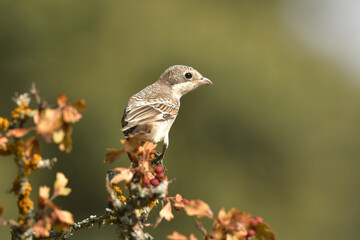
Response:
55,208,114,239
30,83,47,109
0,218,21,228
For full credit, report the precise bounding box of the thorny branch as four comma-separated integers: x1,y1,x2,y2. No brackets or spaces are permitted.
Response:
0,85,275,240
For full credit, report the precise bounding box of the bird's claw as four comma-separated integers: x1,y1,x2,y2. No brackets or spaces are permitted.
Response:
150,151,164,166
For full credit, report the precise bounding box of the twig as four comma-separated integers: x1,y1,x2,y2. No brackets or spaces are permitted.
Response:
30,83,47,110
0,218,21,228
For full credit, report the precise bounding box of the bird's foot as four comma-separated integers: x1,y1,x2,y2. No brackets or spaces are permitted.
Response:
150,151,164,166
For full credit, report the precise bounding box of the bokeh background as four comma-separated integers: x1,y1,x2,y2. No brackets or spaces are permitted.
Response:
1,0,360,239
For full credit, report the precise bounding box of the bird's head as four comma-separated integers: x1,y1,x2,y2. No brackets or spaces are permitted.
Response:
158,65,212,98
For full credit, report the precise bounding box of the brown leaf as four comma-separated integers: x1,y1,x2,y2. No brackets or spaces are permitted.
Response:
138,141,157,159
189,234,198,240
184,199,213,219
36,108,63,142
253,221,276,240
32,216,51,238
38,186,50,209
39,186,50,200
173,194,186,210
52,129,65,144
210,208,251,240
63,105,82,123
53,172,71,198
58,124,73,153
104,148,125,163
0,202,4,216
166,231,188,240
72,99,87,111
0,134,8,151
24,136,40,158
53,208,74,225
111,168,134,184
217,208,251,229
6,128,31,138
57,93,68,107
159,201,174,221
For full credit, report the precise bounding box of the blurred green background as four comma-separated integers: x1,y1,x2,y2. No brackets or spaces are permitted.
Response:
1,0,360,239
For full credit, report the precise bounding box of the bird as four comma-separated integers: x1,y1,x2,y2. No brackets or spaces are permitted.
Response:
121,65,212,163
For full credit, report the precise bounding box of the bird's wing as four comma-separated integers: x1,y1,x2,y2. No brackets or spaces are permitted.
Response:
122,102,179,131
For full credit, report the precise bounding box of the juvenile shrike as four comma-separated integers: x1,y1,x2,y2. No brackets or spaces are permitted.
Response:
121,65,212,161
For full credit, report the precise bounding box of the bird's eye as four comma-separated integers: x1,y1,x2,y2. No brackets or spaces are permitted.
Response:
185,72,192,79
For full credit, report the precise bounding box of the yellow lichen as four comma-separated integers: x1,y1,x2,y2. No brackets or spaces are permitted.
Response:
0,117,10,131
112,184,127,203
11,105,32,120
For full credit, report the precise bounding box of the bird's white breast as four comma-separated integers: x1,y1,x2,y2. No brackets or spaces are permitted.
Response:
150,119,174,143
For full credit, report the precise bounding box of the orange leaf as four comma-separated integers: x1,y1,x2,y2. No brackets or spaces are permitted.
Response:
39,186,50,200
104,148,125,163
63,105,82,123
189,234,198,240
6,128,31,138
32,216,51,238
211,208,251,240
253,221,275,240
57,93,68,107
38,186,50,209
166,231,188,240
0,202,4,216
159,201,174,221
36,108,63,142
24,136,40,158
138,141,157,159
53,208,74,225
111,168,134,184
53,172,72,198
184,199,213,219
72,99,87,111
0,134,8,151
173,194,186,210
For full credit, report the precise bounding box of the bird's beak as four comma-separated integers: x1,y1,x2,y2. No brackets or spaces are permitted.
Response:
195,77,213,86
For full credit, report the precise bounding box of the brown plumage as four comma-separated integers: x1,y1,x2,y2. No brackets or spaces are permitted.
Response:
121,65,212,161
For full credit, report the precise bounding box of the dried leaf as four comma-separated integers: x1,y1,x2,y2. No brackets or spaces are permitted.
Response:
121,138,142,154
38,186,50,209
24,136,40,158
138,141,157,159
59,124,73,153
111,168,134,184
53,208,74,225
39,186,50,200
184,199,213,219
104,148,125,163
166,231,188,240
32,216,51,238
0,134,8,151
63,105,82,123
53,172,72,198
6,128,31,138
189,234,198,240
36,108,63,142
159,201,174,221
173,194,186,210
253,221,275,240
57,93,68,107
0,202,4,216
210,208,251,240
72,99,87,111
52,129,65,144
